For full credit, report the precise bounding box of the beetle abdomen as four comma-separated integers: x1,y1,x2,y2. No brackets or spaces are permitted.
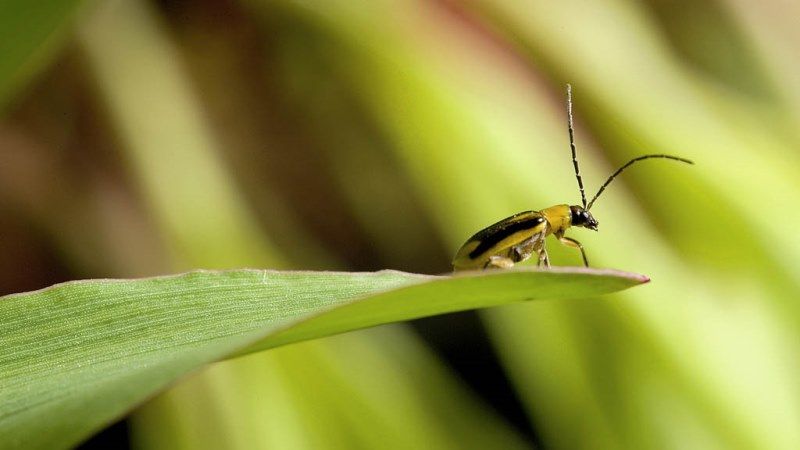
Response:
468,215,545,258
452,211,546,270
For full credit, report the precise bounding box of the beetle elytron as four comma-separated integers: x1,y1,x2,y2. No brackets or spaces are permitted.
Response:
452,85,693,271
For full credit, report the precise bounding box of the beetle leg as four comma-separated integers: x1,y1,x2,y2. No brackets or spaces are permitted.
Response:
511,233,542,264
533,235,550,268
485,255,515,269
559,236,589,267
537,247,550,268
511,232,548,268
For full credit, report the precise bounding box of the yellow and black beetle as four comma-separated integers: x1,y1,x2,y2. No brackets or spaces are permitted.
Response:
452,85,693,271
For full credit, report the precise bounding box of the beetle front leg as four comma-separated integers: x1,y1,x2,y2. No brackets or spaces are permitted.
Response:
558,235,589,267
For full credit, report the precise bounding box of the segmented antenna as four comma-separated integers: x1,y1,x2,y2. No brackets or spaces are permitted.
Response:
586,154,694,210
567,84,587,209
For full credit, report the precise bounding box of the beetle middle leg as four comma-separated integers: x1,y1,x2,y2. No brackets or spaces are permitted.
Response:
524,232,549,268
510,235,537,262
510,232,548,268
485,237,536,269
536,247,550,268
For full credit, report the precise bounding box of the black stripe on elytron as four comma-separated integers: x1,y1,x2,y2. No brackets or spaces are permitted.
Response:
468,216,546,259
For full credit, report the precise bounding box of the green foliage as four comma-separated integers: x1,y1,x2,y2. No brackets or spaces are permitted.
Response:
0,0,85,111
0,268,644,449
3,0,800,449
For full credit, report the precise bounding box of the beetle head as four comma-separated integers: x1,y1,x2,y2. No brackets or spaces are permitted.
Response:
570,205,598,231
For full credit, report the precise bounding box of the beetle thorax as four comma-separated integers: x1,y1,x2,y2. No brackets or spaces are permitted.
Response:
539,204,572,235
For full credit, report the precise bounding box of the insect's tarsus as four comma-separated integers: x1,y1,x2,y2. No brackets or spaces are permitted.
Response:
586,154,694,210
566,84,587,209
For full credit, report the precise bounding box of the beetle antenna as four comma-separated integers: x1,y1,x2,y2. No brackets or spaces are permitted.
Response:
567,84,587,209
587,154,694,210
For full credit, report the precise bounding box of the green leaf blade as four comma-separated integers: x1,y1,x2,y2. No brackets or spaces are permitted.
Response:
0,267,646,449
251,267,648,353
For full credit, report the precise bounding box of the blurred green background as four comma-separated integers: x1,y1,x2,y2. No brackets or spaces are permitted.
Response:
2,0,800,449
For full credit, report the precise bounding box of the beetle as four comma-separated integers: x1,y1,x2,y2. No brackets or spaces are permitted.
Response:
452,85,693,271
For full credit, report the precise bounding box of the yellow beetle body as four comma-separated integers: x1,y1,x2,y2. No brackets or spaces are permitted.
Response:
453,205,596,271
451,85,692,271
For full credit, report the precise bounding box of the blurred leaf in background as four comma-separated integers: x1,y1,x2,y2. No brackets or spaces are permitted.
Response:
2,0,800,449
